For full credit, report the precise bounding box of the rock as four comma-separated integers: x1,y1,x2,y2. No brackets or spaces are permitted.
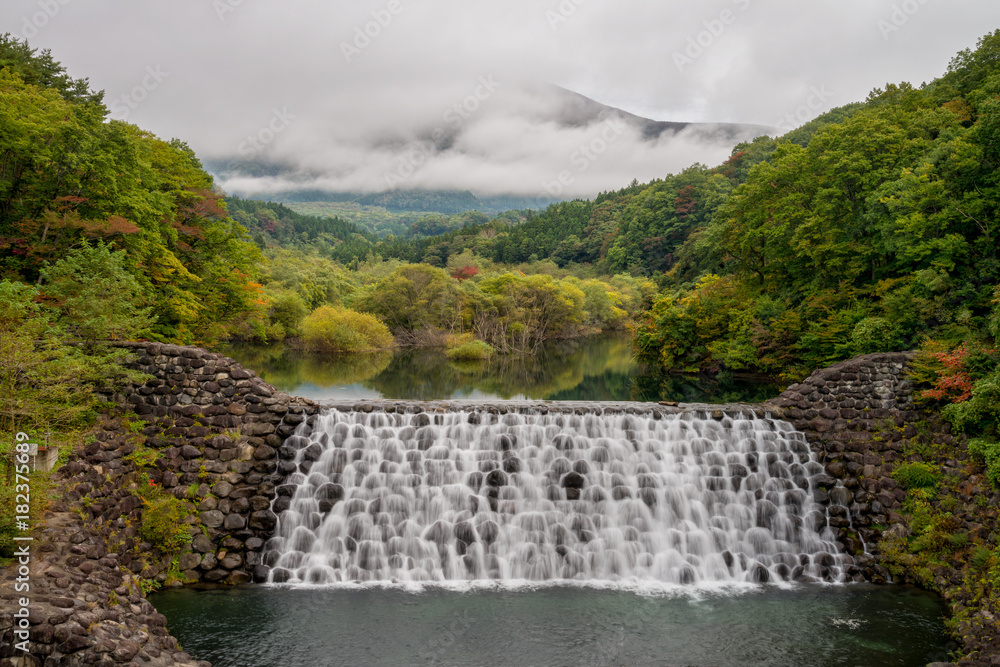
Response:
200,510,225,528
249,510,277,531
192,533,214,553
220,554,244,570
31,623,55,644
829,487,854,506
485,470,507,487
177,553,202,571
826,461,846,478
179,444,202,459
253,443,277,458
885,523,909,539
60,634,94,652
226,570,253,585
811,474,837,489
231,497,251,513
561,471,585,489
113,639,141,661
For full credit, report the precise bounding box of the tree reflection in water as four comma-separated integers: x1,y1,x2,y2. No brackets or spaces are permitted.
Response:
215,334,782,403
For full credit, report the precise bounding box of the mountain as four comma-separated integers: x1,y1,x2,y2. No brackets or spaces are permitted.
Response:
519,82,771,143
205,83,774,212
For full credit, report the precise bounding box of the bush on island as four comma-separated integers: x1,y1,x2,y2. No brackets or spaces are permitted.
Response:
445,339,495,361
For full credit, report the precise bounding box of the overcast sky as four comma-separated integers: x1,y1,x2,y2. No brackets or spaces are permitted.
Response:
4,0,998,198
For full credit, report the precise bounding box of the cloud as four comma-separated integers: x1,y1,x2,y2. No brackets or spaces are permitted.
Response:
211,81,768,198
5,0,997,197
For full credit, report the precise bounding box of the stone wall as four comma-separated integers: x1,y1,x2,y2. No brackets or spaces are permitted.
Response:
92,343,318,584
763,351,1000,657
763,351,922,581
2,343,318,665
0,423,209,667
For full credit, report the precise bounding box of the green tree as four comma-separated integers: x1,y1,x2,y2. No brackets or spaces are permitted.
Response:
356,264,461,336
39,241,154,346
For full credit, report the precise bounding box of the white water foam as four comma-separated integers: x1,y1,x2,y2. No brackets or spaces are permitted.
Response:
263,410,852,587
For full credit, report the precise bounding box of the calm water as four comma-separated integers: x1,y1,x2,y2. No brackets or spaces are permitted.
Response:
154,584,950,667
216,334,782,403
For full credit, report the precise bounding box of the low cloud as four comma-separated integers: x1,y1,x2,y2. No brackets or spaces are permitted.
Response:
6,0,996,199
211,82,769,198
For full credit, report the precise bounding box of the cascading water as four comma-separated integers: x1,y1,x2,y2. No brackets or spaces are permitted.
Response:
263,409,852,586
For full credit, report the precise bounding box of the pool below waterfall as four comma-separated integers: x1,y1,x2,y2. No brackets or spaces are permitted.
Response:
154,584,949,667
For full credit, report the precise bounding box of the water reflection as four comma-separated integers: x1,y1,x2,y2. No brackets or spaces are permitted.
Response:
216,334,783,403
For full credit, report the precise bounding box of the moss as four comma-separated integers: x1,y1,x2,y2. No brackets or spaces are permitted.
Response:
124,443,159,468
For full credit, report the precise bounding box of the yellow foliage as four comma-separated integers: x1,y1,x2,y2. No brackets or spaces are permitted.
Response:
301,306,393,353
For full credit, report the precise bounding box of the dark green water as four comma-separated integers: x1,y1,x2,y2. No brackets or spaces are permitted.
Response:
216,334,782,403
154,585,949,667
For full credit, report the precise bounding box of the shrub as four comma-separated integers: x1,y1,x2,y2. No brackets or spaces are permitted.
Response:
301,306,393,353
968,437,1000,489
970,546,995,571
446,340,494,361
444,332,475,348
125,443,159,468
891,462,942,489
942,371,1000,434
139,493,192,553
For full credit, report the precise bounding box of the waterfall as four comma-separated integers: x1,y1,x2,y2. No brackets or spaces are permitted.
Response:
263,409,852,586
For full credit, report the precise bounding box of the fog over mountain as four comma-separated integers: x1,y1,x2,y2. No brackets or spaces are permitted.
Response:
5,0,997,198
208,83,772,199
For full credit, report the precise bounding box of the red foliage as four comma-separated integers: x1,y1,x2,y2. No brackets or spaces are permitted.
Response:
918,346,975,403
75,215,140,237
719,151,747,180
174,223,205,239
451,265,479,281
674,185,697,218
180,189,228,221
